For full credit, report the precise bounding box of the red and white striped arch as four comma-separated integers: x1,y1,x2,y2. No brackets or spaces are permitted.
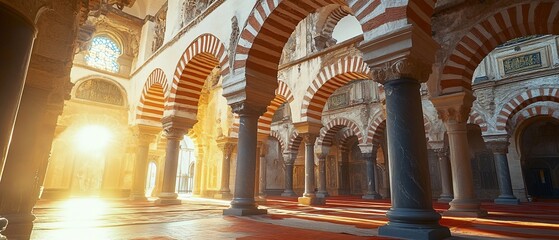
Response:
257,80,294,135
496,88,559,132
233,0,436,101
338,128,357,152
270,130,286,153
301,56,371,123
511,104,559,130
366,115,387,147
165,34,229,117
287,130,303,154
316,117,363,148
136,68,168,124
468,108,488,132
440,1,559,94
318,6,352,37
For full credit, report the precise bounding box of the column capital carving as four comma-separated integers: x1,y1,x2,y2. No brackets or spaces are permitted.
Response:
132,124,160,146
431,91,475,124
434,147,449,159
230,101,267,117
300,133,318,145
358,144,379,154
163,127,186,140
483,135,510,154
282,152,297,164
370,57,432,84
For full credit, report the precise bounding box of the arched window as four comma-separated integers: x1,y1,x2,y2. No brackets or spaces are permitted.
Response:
85,36,122,73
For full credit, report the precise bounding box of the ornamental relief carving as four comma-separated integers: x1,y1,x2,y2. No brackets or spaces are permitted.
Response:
436,105,471,124
370,58,431,84
151,3,167,53
75,79,124,106
180,0,216,29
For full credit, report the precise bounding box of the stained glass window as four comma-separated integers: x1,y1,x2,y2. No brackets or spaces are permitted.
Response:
85,36,121,73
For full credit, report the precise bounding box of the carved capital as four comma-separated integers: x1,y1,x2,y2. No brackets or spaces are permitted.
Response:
163,127,186,140
282,152,297,164
230,101,266,117
436,105,471,124
431,91,475,124
483,135,510,154
133,125,160,146
300,133,318,145
371,57,432,84
434,147,449,160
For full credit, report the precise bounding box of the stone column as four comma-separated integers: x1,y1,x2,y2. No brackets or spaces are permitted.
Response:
281,152,298,197
155,117,190,205
296,127,325,205
435,147,454,203
360,144,382,199
432,92,487,217
258,140,268,199
361,28,450,237
484,135,520,205
215,138,235,199
0,6,36,237
129,125,159,201
338,148,350,195
223,103,267,216
315,145,330,198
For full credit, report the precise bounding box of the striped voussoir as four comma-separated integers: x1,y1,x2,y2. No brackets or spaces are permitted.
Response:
270,130,286,153
287,130,303,154
339,128,357,152
301,56,371,123
512,105,559,130
440,1,559,94
234,0,434,89
316,117,363,148
166,34,229,115
496,88,559,132
136,68,168,123
468,108,488,132
366,116,386,147
258,80,294,135
319,6,352,36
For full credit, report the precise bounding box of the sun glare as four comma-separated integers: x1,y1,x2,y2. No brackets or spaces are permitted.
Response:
74,125,112,152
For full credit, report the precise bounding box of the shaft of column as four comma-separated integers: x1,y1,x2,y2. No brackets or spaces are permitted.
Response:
258,153,267,198
435,148,453,203
362,147,381,199
316,155,329,198
216,141,234,199
155,127,185,206
224,103,267,216
485,138,519,205
281,153,297,197
130,143,151,201
303,141,316,197
377,78,449,239
445,122,487,216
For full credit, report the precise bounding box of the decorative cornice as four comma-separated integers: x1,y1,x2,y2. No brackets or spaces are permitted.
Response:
370,57,432,84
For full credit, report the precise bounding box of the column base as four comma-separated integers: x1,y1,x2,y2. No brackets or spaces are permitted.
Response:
316,191,329,198
298,196,325,206
223,208,267,216
155,198,182,206
129,194,148,201
255,196,267,203
362,193,382,200
214,191,232,200
494,197,520,205
379,223,451,240
0,217,7,240
445,199,487,217
281,191,298,197
437,195,453,203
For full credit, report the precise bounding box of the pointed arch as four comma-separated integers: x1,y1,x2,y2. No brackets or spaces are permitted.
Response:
136,68,168,124
496,88,559,132
165,34,229,119
440,1,559,94
301,56,371,123
257,80,294,134
316,117,363,148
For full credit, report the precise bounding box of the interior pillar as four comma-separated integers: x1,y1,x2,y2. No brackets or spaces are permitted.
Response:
315,153,329,198
295,123,325,206
281,152,297,197
155,117,190,205
484,135,520,205
223,103,267,216
257,140,268,199
435,147,454,203
215,138,235,199
432,92,487,217
129,125,159,201
361,144,381,199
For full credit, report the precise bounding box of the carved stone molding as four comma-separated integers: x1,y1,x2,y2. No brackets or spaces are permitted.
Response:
300,133,318,145
431,91,475,124
230,101,267,117
228,15,239,68
436,105,471,124
133,125,160,146
370,57,432,84
282,152,297,164
434,147,449,160
164,127,187,140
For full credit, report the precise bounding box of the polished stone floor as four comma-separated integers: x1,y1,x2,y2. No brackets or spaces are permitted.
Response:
30,196,559,239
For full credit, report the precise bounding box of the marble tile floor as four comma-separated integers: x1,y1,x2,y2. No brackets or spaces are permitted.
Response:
29,196,559,239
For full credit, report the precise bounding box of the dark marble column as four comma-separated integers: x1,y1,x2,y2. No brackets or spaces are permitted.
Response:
215,139,235,199
129,126,158,201
223,103,267,216
377,78,450,239
362,145,381,200
484,136,519,205
155,119,187,206
297,133,325,205
258,142,268,199
435,147,454,203
0,5,36,238
281,152,298,197
316,152,329,198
